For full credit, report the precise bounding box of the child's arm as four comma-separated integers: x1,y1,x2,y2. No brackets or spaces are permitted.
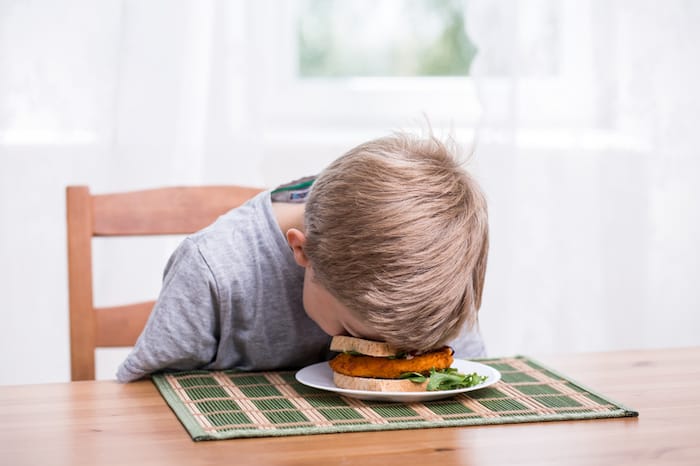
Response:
116,238,219,382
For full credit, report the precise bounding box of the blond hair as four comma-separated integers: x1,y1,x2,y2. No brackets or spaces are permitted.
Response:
304,132,489,352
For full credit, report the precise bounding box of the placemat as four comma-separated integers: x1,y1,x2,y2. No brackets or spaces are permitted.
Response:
152,356,638,441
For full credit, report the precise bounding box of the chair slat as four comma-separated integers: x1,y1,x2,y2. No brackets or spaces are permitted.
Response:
66,184,264,380
95,302,155,347
92,186,264,236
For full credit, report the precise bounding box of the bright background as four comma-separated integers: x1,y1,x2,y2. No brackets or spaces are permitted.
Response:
1,0,698,385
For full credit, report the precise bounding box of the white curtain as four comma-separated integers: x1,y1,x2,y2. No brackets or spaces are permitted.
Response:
468,0,700,355
1,0,698,384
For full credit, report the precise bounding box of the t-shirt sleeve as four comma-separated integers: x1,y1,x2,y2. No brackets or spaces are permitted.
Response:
116,238,219,382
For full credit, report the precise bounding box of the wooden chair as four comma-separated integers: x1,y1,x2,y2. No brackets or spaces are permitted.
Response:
66,185,264,381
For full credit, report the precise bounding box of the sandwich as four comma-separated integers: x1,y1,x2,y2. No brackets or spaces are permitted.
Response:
328,335,487,392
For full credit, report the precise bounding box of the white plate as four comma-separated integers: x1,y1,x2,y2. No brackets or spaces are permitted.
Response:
295,359,501,402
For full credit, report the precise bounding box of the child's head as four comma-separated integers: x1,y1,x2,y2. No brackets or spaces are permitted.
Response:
301,131,489,352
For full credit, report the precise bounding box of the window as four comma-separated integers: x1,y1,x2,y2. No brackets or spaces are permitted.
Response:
297,0,477,78
249,0,481,139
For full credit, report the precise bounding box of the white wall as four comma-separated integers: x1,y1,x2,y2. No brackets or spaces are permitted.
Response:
1,0,698,385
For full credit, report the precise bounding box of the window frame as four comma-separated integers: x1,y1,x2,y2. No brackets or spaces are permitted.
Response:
248,0,482,134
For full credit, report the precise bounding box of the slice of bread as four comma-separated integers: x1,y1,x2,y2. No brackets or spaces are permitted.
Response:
329,335,398,358
333,372,428,392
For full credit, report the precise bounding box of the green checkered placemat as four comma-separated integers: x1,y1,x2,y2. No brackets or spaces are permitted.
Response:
152,356,638,441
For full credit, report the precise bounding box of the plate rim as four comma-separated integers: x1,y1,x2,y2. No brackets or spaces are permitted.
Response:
295,358,501,399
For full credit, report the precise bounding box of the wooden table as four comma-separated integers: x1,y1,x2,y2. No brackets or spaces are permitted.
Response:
1,347,699,466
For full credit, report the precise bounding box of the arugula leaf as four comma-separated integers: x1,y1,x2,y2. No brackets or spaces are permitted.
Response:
399,372,427,383
400,368,488,391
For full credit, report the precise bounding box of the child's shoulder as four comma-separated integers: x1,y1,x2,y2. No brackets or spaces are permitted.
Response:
184,190,281,259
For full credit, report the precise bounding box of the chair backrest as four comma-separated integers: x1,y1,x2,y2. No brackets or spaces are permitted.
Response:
66,185,265,381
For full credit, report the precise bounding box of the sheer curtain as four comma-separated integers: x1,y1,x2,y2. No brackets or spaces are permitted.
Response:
0,0,255,383
0,0,698,384
468,0,700,355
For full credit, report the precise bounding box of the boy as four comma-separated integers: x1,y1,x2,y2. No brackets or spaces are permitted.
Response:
117,132,489,382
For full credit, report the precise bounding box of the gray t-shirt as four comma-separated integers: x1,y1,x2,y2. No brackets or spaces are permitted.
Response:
117,190,486,382
117,191,331,382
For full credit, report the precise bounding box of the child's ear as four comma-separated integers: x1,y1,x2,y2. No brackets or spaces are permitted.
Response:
286,228,309,267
